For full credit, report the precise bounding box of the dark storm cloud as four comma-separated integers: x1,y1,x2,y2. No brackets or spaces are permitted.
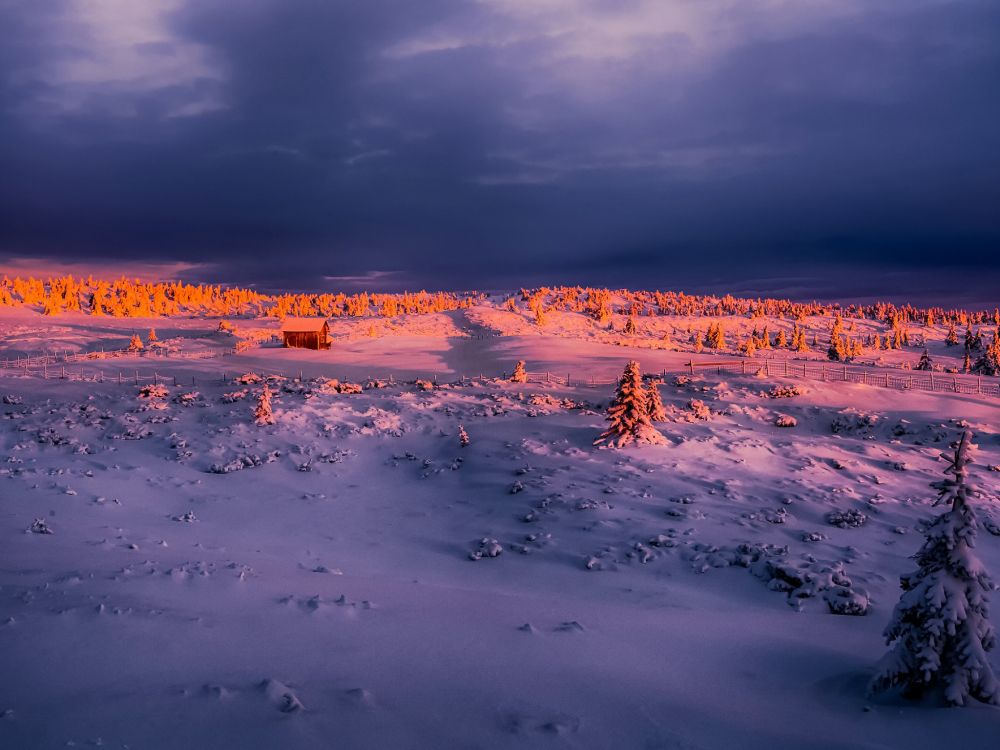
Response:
0,0,998,300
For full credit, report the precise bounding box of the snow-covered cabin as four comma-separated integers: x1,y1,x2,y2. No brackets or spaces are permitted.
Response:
279,317,330,349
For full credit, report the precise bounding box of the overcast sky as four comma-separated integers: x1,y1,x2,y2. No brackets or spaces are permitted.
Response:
0,0,997,302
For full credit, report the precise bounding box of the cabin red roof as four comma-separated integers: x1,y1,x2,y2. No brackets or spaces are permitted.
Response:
279,317,329,333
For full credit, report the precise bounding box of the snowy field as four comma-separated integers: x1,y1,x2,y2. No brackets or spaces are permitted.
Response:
1,306,999,749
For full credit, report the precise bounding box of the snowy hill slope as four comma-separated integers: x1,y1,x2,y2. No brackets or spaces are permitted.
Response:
1,362,999,748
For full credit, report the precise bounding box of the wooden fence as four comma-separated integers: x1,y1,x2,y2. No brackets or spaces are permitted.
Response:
684,359,999,398
0,355,996,399
0,345,241,374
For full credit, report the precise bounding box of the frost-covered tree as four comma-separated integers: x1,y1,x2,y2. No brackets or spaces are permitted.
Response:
646,379,666,422
458,424,470,447
869,432,998,706
127,333,144,352
594,361,667,448
945,324,959,347
624,315,637,335
915,349,933,371
510,360,527,383
148,328,158,343
254,384,275,425
973,333,1000,376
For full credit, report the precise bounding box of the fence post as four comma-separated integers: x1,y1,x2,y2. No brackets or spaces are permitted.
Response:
118,371,122,385
134,371,139,385
566,373,570,387
929,372,934,390
822,365,826,382
61,366,66,379
978,376,982,395
688,361,694,375
153,372,158,386
784,360,788,376
842,364,847,381
741,360,746,375
765,361,769,377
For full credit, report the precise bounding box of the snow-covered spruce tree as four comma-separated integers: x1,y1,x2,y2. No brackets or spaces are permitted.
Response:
127,333,144,352
973,333,1000,376
148,328,158,343
624,315,637,335
869,431,999,706
510,360,527,383
458,424,470,447
945,324,959,347
594,361,667,448
915,349,933,371
254,384,275,426
646,379,667,422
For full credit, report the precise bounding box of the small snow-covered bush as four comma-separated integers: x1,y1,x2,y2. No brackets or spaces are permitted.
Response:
138,384,169,399
826,509,868,528
774,414,797,428
469,537,503,560
234,372,263,385
209,451,281,474
2,394,23,405
174,391,201,406
831,409,879,435
28,518,53,535
824,586,870,616
221,389,249,403
686,399,711,421
770,384,806,398
414,379,435,392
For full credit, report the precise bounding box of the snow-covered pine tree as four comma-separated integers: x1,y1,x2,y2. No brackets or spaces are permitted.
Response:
511,360,527,383
458,424,470,447
254,384,275,425
127,333,144,352
945,324,959,347
693,330,705,353
915,349,933,371
148,328,158,343
973,333,1000,376
594,361,667,448
963,349,972,373
624,316,637,335
646,379,667,422
869,431,998,706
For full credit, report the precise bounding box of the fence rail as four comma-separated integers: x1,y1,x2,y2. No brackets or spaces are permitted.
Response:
0,354,996,399
0,346,241,372
685,359,999,397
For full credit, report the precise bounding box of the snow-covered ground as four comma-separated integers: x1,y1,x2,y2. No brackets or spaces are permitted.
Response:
1,306,999,749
